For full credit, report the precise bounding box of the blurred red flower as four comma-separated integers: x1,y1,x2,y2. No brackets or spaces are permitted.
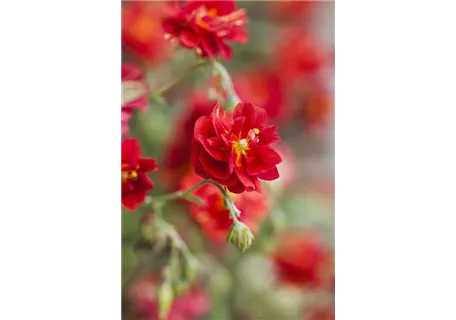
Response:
304,303,335,320
181,172,269,241
191,102,282,193
268,1,316,23
233,67,288,123
273,232,332,288
162,0,248,60
162,92,214,191
302,88,334,131
122,138,158,211
120,109,132,137
121,64,148,137
129,275,210,320
275,144,298,190
276,29,328,82
122,1,172,64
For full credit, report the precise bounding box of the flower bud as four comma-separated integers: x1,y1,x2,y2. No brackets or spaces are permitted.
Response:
223,94,241,112
158,281,174,320
183,254,199,282
172,279,190,296
226,221,254,252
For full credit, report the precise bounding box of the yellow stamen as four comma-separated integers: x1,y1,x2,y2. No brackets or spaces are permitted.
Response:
195,7,218,30
239,139,248,148
253,128,260,134
232,139,250,167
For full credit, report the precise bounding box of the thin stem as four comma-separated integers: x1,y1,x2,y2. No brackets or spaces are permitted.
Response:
152,60,209,97
152,179,209,203
212,60,241,106
205,180,241,223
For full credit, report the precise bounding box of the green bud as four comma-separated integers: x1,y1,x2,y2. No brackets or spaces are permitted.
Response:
222,95,240,112
172,279,190,296
183,254,199,282
226,222,254,252
158,281,174,320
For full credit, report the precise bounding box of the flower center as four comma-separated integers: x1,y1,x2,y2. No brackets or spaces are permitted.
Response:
122,164,139,183
195,6,218,30
231,128,260,167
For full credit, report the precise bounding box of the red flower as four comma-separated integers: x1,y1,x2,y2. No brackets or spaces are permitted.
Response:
304,303,335,320
276,29,328,82
122,138,158,211
273,232,332,288
268,1,316,23
121,64,148,137
129,275,210,320
162,92,215,190
302,88,334,131
233,67,288,123
122,63,148,112
181,172,269,241
191,102,282,194
274,145,298,190
120,106,132,137
162,0,248,60
122,1,172,64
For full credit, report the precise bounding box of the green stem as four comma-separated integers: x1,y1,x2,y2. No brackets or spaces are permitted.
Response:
151,60,209,97
212,61,241,107
205,180,241,222
152,179,209,204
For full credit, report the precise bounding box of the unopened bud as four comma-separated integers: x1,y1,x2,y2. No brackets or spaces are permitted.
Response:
172,279,190,296
226,222,254,252
158,281,174,320
183,255,199,282
208,87,218,101
223,94,240,112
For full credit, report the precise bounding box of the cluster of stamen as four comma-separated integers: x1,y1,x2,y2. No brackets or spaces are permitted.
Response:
232,128,260,167
122,164,139,183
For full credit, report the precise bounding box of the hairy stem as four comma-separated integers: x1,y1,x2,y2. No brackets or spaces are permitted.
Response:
212,60,241,107
152,179,209,204
152,60,209,97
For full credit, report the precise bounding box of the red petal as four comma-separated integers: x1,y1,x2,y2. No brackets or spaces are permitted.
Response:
234,164,256,191
122,194,138,211
198,150,232,180
162,19,181,37
137,173,154,191
230,116,245,138
194,115,216,138
254,105,268,129
211,103,231,135
258,125,281,145
190,140,209,179
122,138,140,164
227,181,245,193
245,146,282,175
227,25,248,44
180,29,199,48
217,41,233,60
204,0,236,15
139,158,158,172
256,166,280,181
200,35,218,57
198,136,230,161
210,171,239,187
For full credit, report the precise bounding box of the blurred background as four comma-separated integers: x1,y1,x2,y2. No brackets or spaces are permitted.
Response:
122,1,334,319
